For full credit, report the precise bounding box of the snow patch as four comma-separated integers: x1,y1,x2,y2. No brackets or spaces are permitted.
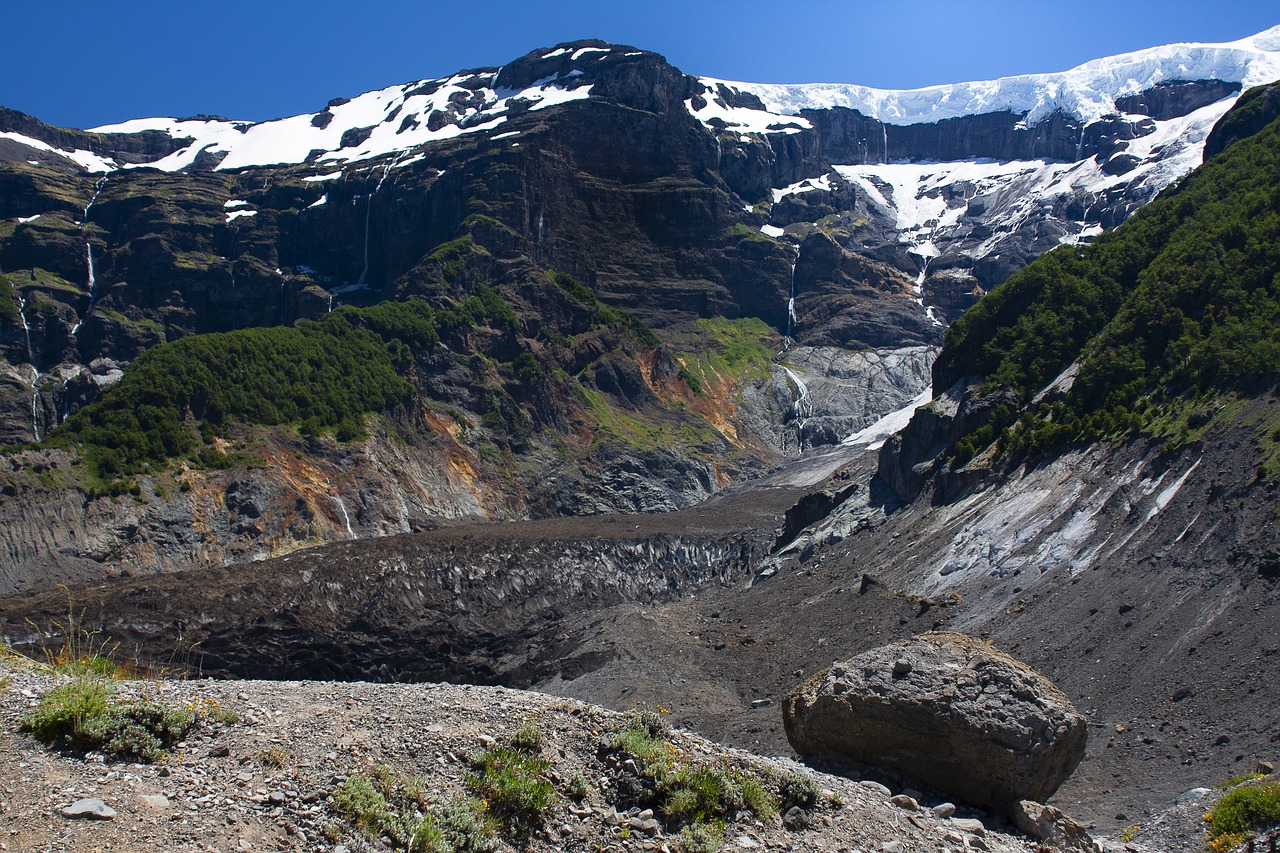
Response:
0,131,115,173
89,69,595,173
760,224,786,238
303,171,344,182
225,209,257,222
17,215,40,224
771,174,832,202
842,385,934,450
714,26,1280,126
685,97,811,135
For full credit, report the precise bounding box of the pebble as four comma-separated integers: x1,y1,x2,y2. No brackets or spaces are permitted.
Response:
931,802,957,819
60,798,116,820
952,817,986,835
889,794,918,811
137,794,170,810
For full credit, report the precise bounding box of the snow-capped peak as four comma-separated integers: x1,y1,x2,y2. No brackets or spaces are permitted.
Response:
89,64,596,173
706,25,1280,128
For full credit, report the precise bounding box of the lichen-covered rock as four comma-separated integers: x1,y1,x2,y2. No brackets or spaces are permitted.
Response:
783,631,1087,811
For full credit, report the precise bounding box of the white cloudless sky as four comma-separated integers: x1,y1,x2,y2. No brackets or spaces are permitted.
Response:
4,0,1277,128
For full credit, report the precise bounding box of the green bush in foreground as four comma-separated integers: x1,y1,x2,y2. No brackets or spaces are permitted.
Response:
19,679,193,762
468,746,556,830
1207,780,1280,851
415,797,499,853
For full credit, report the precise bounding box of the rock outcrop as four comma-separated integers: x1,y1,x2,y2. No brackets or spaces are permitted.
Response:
783,632,1087,811
1013,800,1099,852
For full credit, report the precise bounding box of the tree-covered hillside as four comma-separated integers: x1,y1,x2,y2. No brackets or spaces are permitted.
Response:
932,82,1280,462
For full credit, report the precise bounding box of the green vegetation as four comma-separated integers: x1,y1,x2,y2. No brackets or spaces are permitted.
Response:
548,270,660,348
510,715,543,752
46,292,519,483
0,275,18,323
1206,780,1280,852
427,235,484,281
467,746,556,830
606,709,782,840
19,679,193,762
933,85,1280,462
415,797,498,853
680,317,776,395
332,775,405,841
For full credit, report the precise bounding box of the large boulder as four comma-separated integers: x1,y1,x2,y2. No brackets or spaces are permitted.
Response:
783,632,1087,811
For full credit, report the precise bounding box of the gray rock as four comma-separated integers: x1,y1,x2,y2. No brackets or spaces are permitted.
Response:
889,794,919,811
783,632,1087,811
782,805,810,830
61,798,116,820
952,818,986,836
931,802,957,819
136,794,170,810
1013,800,1098,852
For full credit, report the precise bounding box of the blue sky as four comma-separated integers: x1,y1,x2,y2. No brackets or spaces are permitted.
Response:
6,1,1277,129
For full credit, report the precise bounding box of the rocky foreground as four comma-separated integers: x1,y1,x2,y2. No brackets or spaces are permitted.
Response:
0,656,1068,853
1,654,1254,853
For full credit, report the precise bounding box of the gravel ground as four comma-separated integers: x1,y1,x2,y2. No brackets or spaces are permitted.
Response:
0,659,1050,853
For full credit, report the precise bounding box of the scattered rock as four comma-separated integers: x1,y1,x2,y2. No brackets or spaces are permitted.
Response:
1012,800,1098,852
783,805,810,830
136,794,170,810
931,802,957,819
953,818,986,836
60,798,116,820
783,632,1087,810
889,794,919,811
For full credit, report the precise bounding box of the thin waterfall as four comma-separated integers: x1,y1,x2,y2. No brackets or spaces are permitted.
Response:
72,176,108,336
786,263,797,340
333,496,357,539
356,154,403,288
783,366,812,452
17,297,41,441
83,176,107,220
71,243,97,336
1075,125,1086,161
17,294,35,366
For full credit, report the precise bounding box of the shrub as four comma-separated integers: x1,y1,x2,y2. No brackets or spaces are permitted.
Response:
510,715,543,752
1207,780,1280,847
424,796,499,853
741,774,779,819
332,775,397,837
19,680,192,762
87,700,191,761
468,746,555,830
677,820,726,853
779,770,819,809
566,771,591,800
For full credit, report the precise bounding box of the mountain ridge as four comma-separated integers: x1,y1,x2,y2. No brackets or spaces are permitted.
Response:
1,29,1277,584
